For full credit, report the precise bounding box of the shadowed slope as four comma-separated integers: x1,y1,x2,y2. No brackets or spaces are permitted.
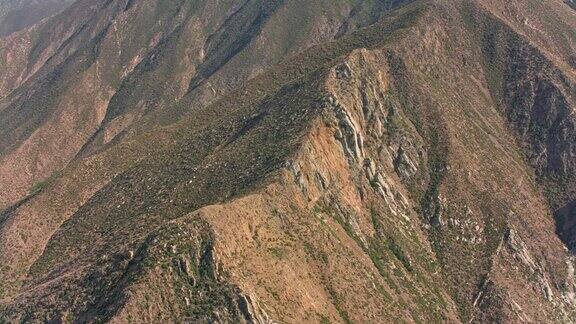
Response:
0,0,575,322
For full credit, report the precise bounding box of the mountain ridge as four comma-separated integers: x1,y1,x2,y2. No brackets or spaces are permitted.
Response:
1,0,575,322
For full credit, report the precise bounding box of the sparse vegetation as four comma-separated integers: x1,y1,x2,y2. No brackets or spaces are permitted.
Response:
268,246,285,259
1,0,575,322
28,171,61,195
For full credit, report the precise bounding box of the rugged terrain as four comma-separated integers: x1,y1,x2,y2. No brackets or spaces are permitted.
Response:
0,0,74,37
0,0,575,322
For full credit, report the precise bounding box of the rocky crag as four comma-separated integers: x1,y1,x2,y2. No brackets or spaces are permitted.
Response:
0,0,575,322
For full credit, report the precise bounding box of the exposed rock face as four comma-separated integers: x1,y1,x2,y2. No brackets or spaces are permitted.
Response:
474,3,576,253
2,216,270,322
0,0,575,322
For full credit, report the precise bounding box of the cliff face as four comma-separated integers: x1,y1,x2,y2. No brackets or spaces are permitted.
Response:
1,0,575,322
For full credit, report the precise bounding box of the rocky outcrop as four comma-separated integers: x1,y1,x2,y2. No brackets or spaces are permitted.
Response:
1,217,267,323
1,0,575,322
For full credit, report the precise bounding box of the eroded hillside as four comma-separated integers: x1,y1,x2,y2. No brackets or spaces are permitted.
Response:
1,0,575,322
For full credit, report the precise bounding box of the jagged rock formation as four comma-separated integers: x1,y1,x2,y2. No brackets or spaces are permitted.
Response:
0,0,575,322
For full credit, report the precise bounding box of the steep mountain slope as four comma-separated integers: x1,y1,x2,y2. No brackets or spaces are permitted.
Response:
0,0,410,212
0,0,74,37
471,0,576,253
0,0,575,322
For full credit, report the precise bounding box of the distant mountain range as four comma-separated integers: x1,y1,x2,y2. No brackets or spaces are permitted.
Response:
0,0,74,37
